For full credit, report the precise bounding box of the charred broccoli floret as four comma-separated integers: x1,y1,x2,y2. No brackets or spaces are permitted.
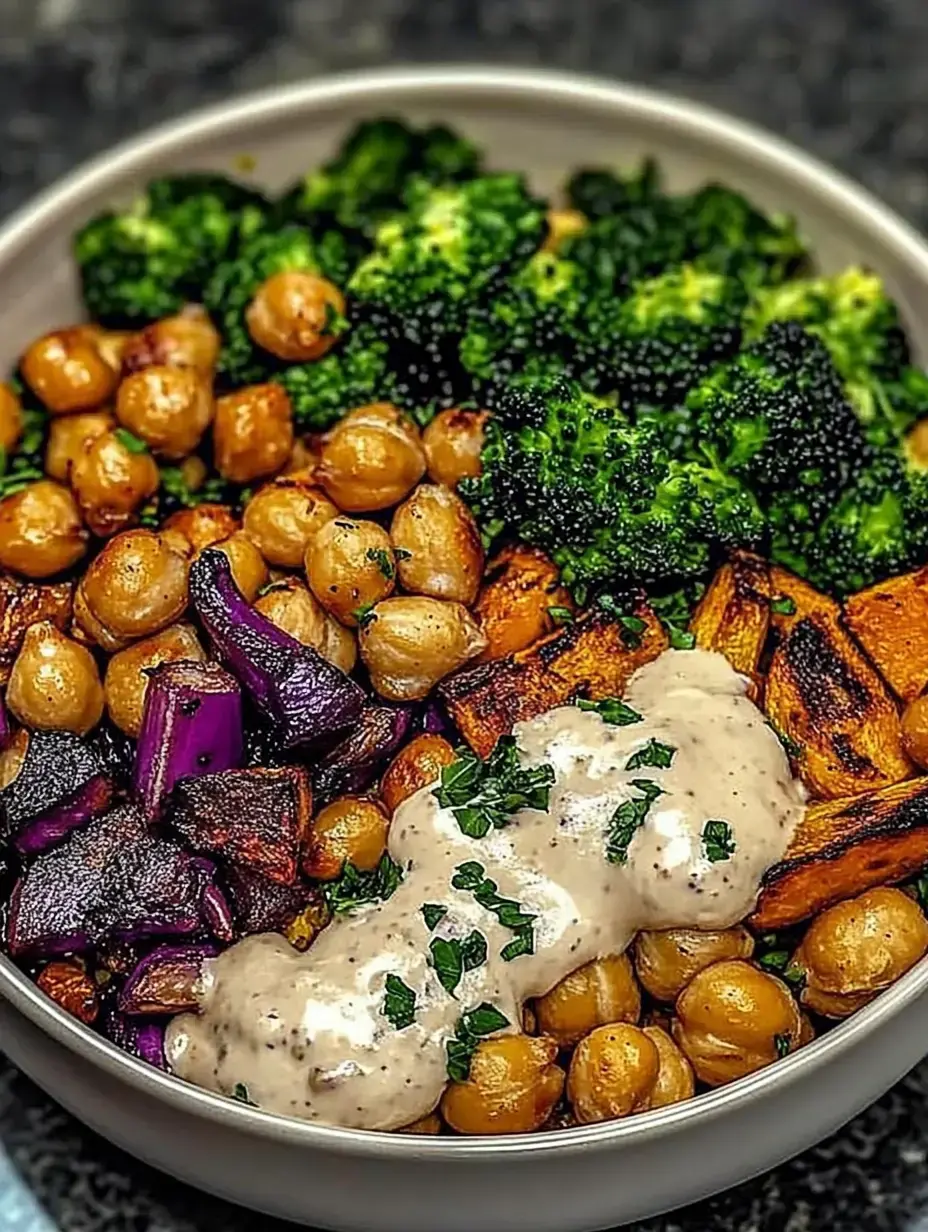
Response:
270,323,396,430
75,174,269,326
565,160,662,220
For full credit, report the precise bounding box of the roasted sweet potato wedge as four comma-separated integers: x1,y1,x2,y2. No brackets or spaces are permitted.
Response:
752,777,928,928
766,564,840,634
0,573,73,686
473,544,574,663
689,551,770,679
843,567,928,702
440,603,668,757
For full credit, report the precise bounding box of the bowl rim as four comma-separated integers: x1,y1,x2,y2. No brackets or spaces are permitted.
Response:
3,63,928,1161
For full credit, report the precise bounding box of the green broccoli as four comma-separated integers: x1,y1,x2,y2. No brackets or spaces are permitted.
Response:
271,323,398,430
203,225,358,386
565,160,662,220
75,174,269,326
278,118,482,238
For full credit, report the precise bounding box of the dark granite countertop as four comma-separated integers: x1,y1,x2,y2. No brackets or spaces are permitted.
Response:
4,1,928,1229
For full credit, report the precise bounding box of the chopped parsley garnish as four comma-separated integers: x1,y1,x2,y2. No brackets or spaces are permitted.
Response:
596,596,648,647
664,621,697,650
770,595,797,616
394,547,412,561
232,1082,256,1105
433,736,555,840
421,903,448,931
446,1003,510,1082
702,819,736,862
605,779,663,865
114,427,149,454
429,931,487,996
158,464,227,509
322,853,402,914
0,466,44,499
765,720,802,760
915,873,928,914
774,1032,791,1059
353,601,378,628
452,861,536,960
547,605,574,627
366,546,396,581
382,974,417,1030
576,697,643,726
756,949,790,974
624,739,675,771
500,931,535,962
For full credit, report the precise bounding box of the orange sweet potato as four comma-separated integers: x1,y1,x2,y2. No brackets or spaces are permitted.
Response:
440,603,668,757
752,777,928,929
473,544,574,663
843,567,928,703
689,551,771,680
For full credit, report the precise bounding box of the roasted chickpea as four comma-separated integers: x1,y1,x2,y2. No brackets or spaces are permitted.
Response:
285,434,321,476
534,955,641,1048
206,532,268,602
44,410,114,483
213,384,294,484
0,480,88,578
641,1025,695,1110
162,503,239,555
672,960,802,1087
390,484,484,604
7,621,103,735
902,694,928,769
380,733,456,813
633,926,755,1003
359,596,487,701
422,408,488,489
116,366,214,459
302,798,389,880
242,478,337,568
0,382,23,453
255,578,327,648
567,1024,660,1124
20,326,119,413
306,518,396,626
542,206,587,252
474,546,574,663
396,1113,442,1135
321,613,358,675
70,430,160,538
906,418,928,468
441,1035,564,1135
76,529,190,650
104,623,205,736
793,886,928,1018
0,728,28,788
317,404,426,512
121,307,220,374
246,270,345,362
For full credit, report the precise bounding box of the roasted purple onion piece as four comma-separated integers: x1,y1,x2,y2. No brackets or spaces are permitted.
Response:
134,659,243,819
0,692,9,749
119,943,218,1015
190,549,364,748
103,1009,167,1069
313,703,414,806
223,863,317,937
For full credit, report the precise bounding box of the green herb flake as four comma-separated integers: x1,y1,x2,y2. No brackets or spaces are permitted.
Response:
624,739,675,771
757,949,790,974
446,1003,510,1082
394,547,413,561
0,467,44,499
382,974,417,1030
322,853,403,914
421,903,447,931
914,872,928,913
774,1032,791,1059
665,621,697,650
353,601,378,628
500,928,534,962
452,862,537,958
765,720,802,761
114,427,150,455
605,779,664,865
433,736,555,840
770,595,797,616
366,546,396,581
429,930,488,996
232,1082,257,1106
547,605,574,627
702,819,736,863
576,697,643,726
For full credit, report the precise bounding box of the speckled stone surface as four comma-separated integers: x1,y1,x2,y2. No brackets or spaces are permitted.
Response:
4,1,928,1229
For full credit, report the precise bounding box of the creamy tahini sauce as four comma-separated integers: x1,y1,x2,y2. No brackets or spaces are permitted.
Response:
166,649,804,1130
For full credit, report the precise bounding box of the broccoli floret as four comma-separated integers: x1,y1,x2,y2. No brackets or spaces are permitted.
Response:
203,225,358,386
75,174,269,326
461,375,764,602
566,160,662,220
271,323,399,430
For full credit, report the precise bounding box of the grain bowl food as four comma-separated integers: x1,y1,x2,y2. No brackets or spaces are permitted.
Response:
4,108,928,1142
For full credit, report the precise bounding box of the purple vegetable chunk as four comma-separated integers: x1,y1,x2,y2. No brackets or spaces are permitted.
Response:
119,943,217,1015
6,804,218,958
313,704,414,806
0,730,113,854
224,864,322,939
419,698,455,738
201,878,235,942
134,659,243,819
190,549,364,748
0,693,10,750
103,1009,167,1069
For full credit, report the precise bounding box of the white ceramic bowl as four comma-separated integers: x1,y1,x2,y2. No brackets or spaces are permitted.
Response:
2,66,928,1232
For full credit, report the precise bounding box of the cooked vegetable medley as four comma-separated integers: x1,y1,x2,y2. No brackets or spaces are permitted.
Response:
3,117,928,1134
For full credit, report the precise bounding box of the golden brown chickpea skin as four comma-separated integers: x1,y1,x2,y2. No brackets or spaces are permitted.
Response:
205,532,268,602
641,1026,695,1110
254,578,327,648
359,596,487,701
396,1112,442,1135
75,529,190,651
672,959,802,1087
246,270,346,362
20,327,119,414
541,206,588,253
534,955,641,1049
632,926,755,1003
567,1024,659,1124
441,1034,565,1135
902,694,928,769
162,503,240,555
7,621,103,735
70,430,160,539
116,366,214,459
380,733,456,814
44,410,114,483
0,727,28,788
390,484,484,605
0,480,88,578
317,403,426,512
0,382,23,453
306,517,396,627
284,434,322,476
213,384,294,485
793,886,928,1018
121,307,220,374
243,478,338,569
320,612,358,675
421,408,488,489
104,623,205,736
302,797,389,880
